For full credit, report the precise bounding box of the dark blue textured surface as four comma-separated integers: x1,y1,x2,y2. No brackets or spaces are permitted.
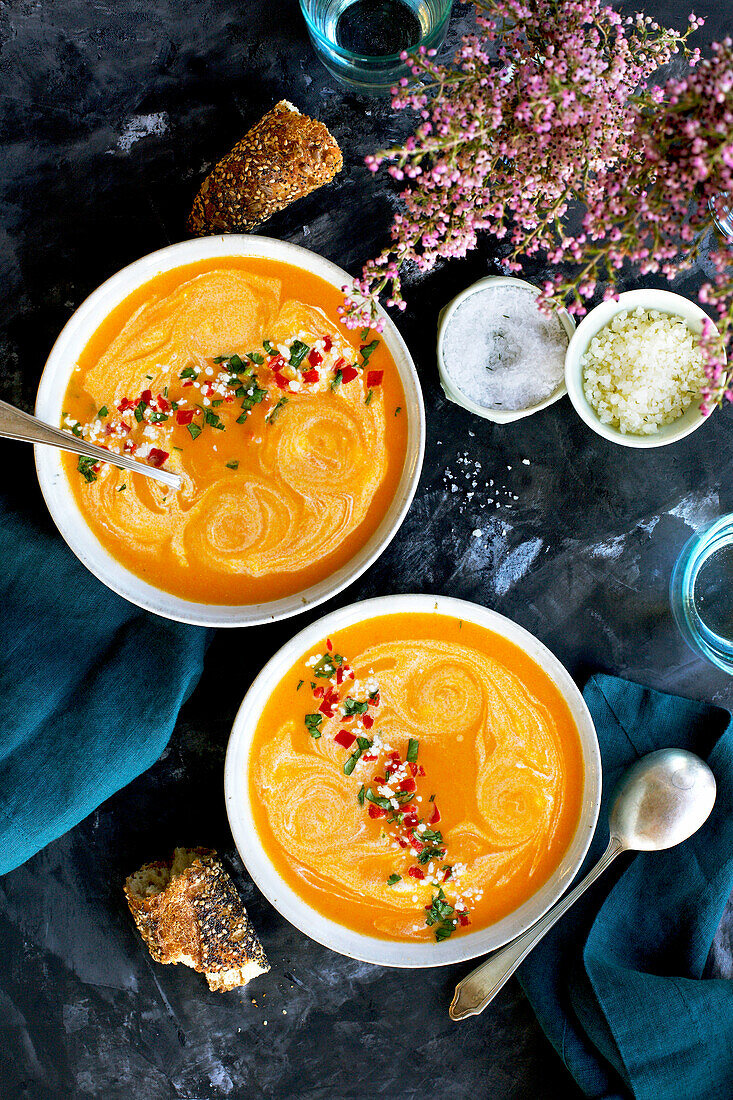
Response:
0,0,731,1096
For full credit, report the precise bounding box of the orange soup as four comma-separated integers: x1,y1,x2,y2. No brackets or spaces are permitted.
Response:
249,612,585,943
61,258,408,604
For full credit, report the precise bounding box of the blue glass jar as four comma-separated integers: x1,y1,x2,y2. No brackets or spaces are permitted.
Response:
670,514,733,674
299,0,451,94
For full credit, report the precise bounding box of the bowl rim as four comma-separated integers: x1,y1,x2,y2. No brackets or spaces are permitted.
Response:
564,287,722,449
436,275,575,424
224,592,602,968
34,235,426,628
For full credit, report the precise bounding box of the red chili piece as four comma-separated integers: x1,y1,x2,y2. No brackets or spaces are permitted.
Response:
326,638,333,651
408,866,425,880
313,686,324,698
157,395,170,412
458,912,470,927
176,409,195,425
323,335,332,352
368,693,380,707
366,370,384,387
274,373,289,389
334,730,356,749
429,804,441,825
368,803,385,819
269,354,286,370
139,389,152,405
361,753,378,762
148,448,169,468
340,365,358,384
308,349,323,367
117,397,136,412
301,369,319,383
400,777,416,793
362,714,374,729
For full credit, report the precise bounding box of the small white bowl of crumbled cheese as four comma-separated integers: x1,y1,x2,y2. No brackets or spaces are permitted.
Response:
565,289,723,448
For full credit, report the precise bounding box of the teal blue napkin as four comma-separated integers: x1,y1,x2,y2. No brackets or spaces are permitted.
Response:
0,499,210,874
518,673,733,1100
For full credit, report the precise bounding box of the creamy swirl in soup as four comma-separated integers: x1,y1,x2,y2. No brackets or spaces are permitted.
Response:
249,613,585,943
61,258,408,604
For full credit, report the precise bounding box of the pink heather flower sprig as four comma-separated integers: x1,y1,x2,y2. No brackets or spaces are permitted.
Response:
340,0,733,410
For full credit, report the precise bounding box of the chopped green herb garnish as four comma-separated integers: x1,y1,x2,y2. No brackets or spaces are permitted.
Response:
357,785,366,807
313,653,343,678
212,399,223,407
343,697,369,717
429,793,436,802
386,873,401,886
97,406,108,418
360,339,379,365
173,446,183,451
145,374,153,380
239,381,267,415
296,679,304,691
364,389,374,406
134,403,145,423
288,340,310,368
395,406,402,415
70,422,83,437
365,789,392,810
203,408,224,429
356,736,372,752
180,366,198,379
360,327,370,341
330,369,343,391
343,753,358,776
267,396,288,424
77,455,98,483
246,352,264,366
225,460,239,470
305,713,323,739
407,738,419,763
263,339,276,355
228,354,245,372
187,423,202,440
117,483,126,491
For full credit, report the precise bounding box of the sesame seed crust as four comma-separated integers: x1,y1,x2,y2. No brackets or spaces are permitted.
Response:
187,100,343,235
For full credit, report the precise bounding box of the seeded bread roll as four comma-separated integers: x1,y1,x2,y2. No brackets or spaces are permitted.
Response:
124,847,269,992
187,100,343,235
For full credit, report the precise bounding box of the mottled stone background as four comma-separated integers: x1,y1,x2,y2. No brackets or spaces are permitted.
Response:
0,0,730,1096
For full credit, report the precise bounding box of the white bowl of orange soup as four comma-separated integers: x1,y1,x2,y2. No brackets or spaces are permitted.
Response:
225,594,601,967
35,237,424,626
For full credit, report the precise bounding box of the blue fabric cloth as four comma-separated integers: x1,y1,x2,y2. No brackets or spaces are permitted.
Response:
0,499,210,874
519,672,733,1100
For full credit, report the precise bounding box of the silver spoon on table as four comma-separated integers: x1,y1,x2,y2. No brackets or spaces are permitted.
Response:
450,748,717,1021
0,397,181,491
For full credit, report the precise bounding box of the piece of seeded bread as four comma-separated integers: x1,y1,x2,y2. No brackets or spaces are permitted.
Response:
187,99,343,235
124,847,269,992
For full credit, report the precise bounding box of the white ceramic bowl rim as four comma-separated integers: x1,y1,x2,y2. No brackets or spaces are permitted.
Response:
436,275,575,424
564,288,722,449
34,236,425,627
224,593,602,968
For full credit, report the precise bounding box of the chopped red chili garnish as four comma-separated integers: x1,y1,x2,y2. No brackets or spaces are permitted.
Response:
417,765,426,777
458,912,470,927
157,395,170,412
336,667,344,685
117,397,136,413
340,365,358,384
362,714,374,729
368,803,385,819
176,409,195,425
269,354,286,370
368,693,380,707
313,686,324,698
408,762,418,777
308,349,323,367
334,730,356,749
366,370,384,387
274,373,289,389
123,440,136,454
408,866,425,880
323,335,332,352
397,837,408,848
400,777,416,793
301,369,319,383
430,804,441,825
361,753,378,762
326,638,333,651
139,389,152,405
373,775,385,784
148,448,169,468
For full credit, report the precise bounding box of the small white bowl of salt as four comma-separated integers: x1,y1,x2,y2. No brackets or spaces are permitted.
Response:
437,276,575,422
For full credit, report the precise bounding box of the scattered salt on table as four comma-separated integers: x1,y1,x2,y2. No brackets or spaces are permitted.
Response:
441,284,569,410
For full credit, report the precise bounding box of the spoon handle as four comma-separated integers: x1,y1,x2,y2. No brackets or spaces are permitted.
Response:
449,837,624,1021
0,398,181,490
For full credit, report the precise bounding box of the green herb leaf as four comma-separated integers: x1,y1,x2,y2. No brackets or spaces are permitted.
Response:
360,340,379,365
246,352,264,366
365,789,391,810
134,403,145,423
267,396,288,424
313,653,343,678
343,752,358,776
356,736,372,752
296,679,304,691
187,423,202,440
305,713,323,739
225,460,239,470
97,406,108,418
386,873,401,886
330,369,343,391
211,399,223,407
117,483,126,491
364,389,374,406
228,354,244,372
263,339,276,355
288,340,310,368
357,785,366,806
180,366,198,379
239,380,268,414
360,327,370,341
407,738,419,763
204,408,224,429
77,455,98,483
343,697,369,717
395,406,402,416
